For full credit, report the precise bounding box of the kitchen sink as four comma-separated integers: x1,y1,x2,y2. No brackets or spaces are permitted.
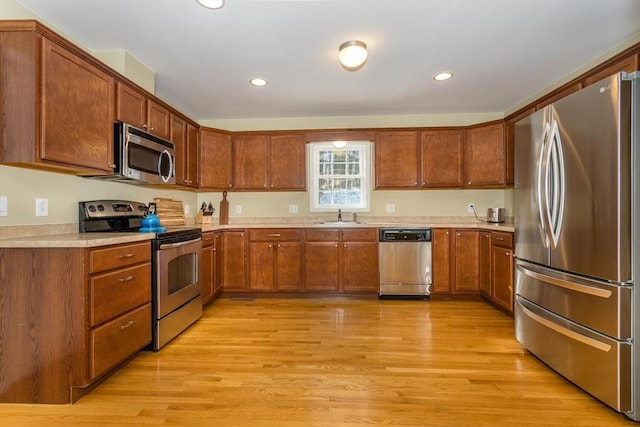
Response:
314,221,362,225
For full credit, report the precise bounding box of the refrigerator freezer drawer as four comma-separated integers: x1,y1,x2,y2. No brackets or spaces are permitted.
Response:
515,261,631,340
515,296,631,413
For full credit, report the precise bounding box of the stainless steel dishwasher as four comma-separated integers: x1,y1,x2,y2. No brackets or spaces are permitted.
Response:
378,228,432,299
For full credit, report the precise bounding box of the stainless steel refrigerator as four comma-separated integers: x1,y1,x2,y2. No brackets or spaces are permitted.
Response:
514,72,639,420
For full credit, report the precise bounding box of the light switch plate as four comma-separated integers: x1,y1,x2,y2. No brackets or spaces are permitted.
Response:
0,195,7,217
35,198,48,217
288,204,298,214
235,205,242,214
385,204,395,213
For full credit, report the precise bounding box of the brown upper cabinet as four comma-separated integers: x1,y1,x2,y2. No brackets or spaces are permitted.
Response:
116,82,171,140
464,122,506,188
421,129,464,188
0,23,115,174
375,130,421,188
232,133,306,191
171,115,199,188
199,128,233,189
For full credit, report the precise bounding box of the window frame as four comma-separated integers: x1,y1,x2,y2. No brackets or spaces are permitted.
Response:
307,141,372,213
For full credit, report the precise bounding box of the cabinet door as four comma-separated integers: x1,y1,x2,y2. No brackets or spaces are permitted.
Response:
453,230,479,292
269,134,306,190
171,114,188,186
200,128,232,189
249,242,275,291
491,246,514,313
147,100,171,140
200,244,215,304
233,134,268,189
275,242,303,291
221,231,247,291
304,242,340,291
186,123,199,187
116,82,146,129
41,38,115,172
342,241,379,292
464,122,505,187
213,232,223,294
375,131,420,188
431,228,453,294
479,231,492,297
421,130,463,188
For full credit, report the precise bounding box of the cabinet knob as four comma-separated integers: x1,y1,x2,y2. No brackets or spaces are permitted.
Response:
110,164,116,169
344,244,347,248
228,184,232,187
268,244,272,248
445,231,449,235
277,244,281,248
334,244,338,248
143,124,148,129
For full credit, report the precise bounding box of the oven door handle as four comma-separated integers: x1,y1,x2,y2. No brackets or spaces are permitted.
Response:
159,237,201,250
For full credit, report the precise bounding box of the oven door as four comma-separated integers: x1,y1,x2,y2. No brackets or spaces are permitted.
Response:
155,237,202,319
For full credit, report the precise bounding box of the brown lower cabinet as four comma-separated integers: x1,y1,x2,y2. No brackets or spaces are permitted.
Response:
432,228,481,294
248,229,303,291
0,240,152,404
479,231,515,313
201,231,223,304
220,230,247,291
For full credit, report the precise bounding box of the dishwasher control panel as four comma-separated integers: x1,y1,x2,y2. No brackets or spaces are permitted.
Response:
379,228,431,242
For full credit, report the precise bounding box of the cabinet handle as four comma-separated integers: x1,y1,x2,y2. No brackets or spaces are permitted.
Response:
119,253,135,259
119,275,135,282
268,233,281,237
505,251,510,256
456,233,461,236
495,237,505,241
120,320,135,330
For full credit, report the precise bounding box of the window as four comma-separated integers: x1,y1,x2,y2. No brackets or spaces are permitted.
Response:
308,141,371,212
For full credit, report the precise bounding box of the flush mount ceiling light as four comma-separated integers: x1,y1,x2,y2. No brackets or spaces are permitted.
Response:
332,140,347,148
338,40,368,71
250,78,268,87
433,72,454,81
196,0,225,9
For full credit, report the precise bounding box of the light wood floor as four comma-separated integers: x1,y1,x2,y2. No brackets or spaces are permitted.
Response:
0,297,635,426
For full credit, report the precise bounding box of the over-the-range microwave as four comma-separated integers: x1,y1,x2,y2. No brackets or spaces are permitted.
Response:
86,122,175,185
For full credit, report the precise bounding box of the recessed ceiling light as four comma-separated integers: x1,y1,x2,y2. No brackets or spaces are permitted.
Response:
196,0,225,9
433,72,453,81
250,78,268,87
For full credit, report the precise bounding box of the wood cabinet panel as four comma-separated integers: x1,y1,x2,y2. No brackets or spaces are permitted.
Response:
147,99,170,140
249,242,275,291
233,134,268,189
304,242,340,291
171,114,188,185
90,303,151,380
464,122,505,187
491,246,514,313
453,230,479,292
221,231,247,291
41,38,115,172
431,228,453,294
269,134,306,190
275,241,303,291
342,241,379,292
201,233,215,304
249,229,303,241
90,263,151,326
116,83,146,129
421,130,463,188
186,123,199,187
200,128,232,189
479,231,492,297
375,131,420,188
89,242,151,273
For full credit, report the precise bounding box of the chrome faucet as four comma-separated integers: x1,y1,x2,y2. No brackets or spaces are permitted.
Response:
352,212,357,223
337,209,342,222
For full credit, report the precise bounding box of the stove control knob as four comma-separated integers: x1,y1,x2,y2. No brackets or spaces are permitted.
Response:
88,205,96,212
97,204,105,212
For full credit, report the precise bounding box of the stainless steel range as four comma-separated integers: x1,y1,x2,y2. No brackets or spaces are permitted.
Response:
79,200,202,351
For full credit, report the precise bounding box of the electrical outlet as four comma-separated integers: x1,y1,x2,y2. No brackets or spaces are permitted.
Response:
467,203,475,213
385,204,396,213
36,198,48,217
288,204,298,214
184,204,190,215
235,205,242,214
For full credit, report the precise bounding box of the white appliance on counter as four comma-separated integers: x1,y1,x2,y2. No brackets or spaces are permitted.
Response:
513,72,638,420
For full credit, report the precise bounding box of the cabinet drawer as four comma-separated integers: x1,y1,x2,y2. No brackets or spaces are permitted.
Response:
305,229,340,242
90,242,151,273
249,229,303,241
341,228,378,242
491,231,513,248
202,232,215,247
90,263,152,327
90,303,151,379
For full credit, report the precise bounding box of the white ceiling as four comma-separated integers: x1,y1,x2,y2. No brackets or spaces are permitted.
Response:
16,0,640,121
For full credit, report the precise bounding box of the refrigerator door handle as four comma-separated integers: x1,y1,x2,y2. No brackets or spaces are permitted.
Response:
537,121,552,248
518,299,612,352
516,263,613,299
547,117,566,248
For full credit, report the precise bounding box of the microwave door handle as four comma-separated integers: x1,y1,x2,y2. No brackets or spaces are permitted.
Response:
158,149,173,184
